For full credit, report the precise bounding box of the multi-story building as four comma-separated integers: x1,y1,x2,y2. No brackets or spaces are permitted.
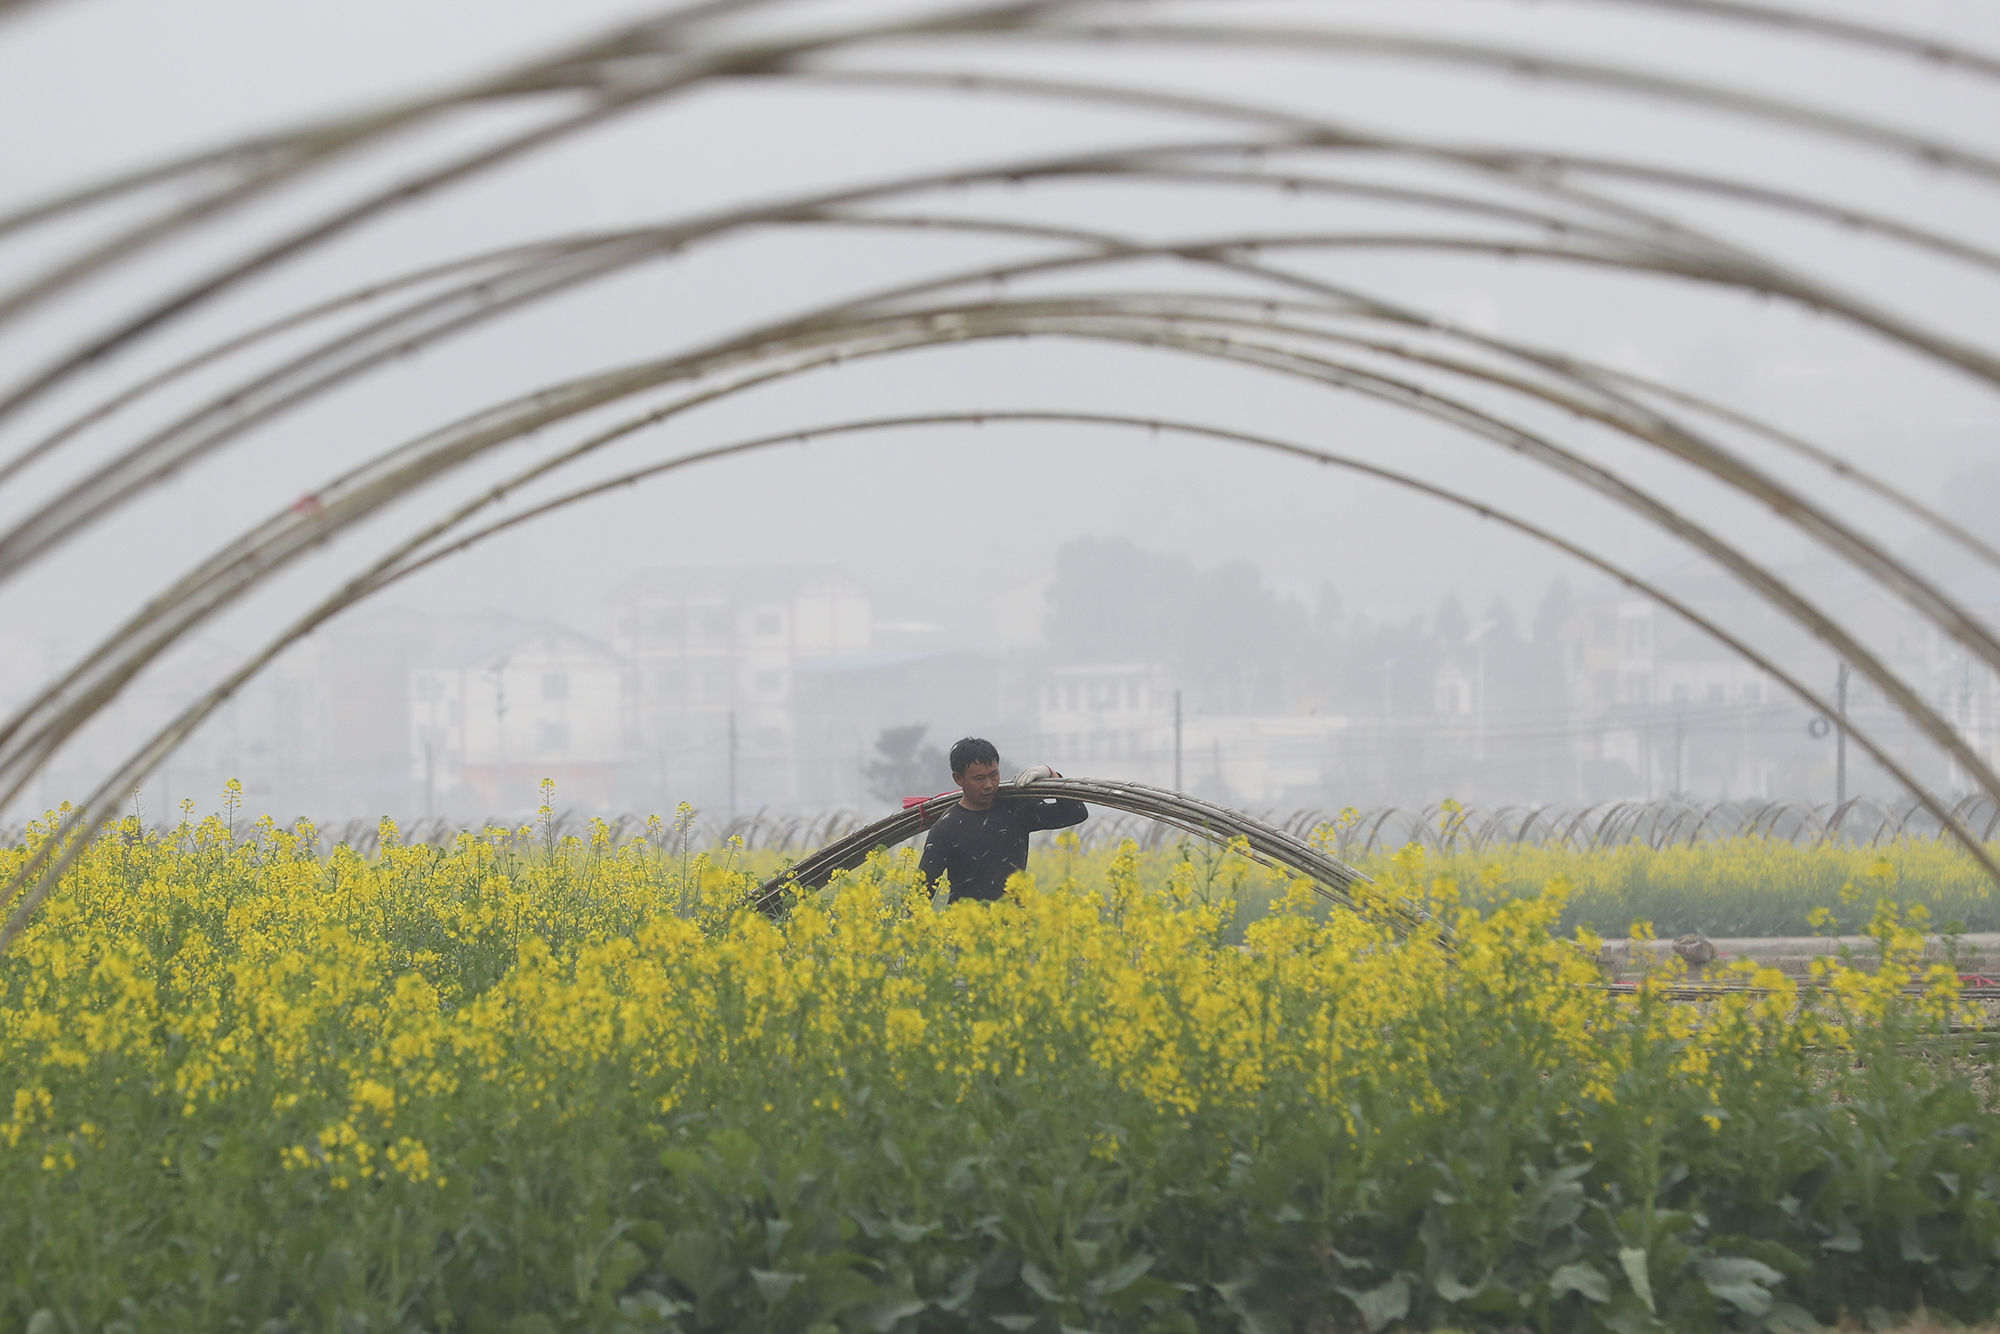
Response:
409,618,624,813
610,566,872,812
1031,661,1348,806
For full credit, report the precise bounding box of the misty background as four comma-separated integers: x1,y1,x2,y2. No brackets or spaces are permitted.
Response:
0,0,1996,823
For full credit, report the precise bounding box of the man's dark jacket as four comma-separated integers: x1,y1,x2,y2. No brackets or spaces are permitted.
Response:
916,796,1089,902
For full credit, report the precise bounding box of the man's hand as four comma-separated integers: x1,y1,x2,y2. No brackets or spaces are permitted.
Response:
1013,764,1058,785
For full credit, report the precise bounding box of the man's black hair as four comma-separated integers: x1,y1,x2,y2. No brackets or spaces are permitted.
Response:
949,736,1000,775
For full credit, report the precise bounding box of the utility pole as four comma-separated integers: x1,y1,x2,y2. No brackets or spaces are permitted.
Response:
1467,618,1497,767
1835,661,1850,807
1664,716,1680,800
491,660,508,773
423,741,434,820
1173,688,1183,790
727,710,739,822
1380,655,1397,793
1643,710,1654,801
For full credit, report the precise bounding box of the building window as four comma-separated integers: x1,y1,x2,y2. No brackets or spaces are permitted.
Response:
413,676,443,702
539,722,569,752
753,610,783,637
1742,681,1763,705
1707,683,1726,704
700,609,730,639
645,607,683,639
541,672,568,700
754,670,784,696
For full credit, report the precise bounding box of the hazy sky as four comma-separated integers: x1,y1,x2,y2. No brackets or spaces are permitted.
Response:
0,0,1996,696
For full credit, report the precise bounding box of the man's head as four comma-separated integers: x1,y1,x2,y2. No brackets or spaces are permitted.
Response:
949,736,1002,810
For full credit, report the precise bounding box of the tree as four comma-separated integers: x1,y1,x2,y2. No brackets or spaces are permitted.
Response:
863,725,947,805
1433,592,1469,644
1533,578,1575,643
1043,537,1315,712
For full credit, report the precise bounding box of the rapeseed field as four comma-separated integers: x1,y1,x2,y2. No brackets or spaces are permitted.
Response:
3,801,1997,1332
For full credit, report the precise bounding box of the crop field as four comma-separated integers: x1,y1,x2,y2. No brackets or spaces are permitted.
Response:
1252,837,1999,943
3,804,1999,1332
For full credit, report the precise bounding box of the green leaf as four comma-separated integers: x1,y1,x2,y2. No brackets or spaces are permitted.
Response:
658,1147,704,1176
862,1296,928,1331
1618,1246,1655,1314
658,1231,727,1298
1763,1300,1822,1334
1699,1257,1782,1316
1898,1222,1940,1265
1021,1260,1062,1302
752,1268,805,1302
889,1219,939,1244
937,1264,979,1313
1819,1222,1862,1253
1604,1306,1657,1334
1549,1263,1611,1304
991,1317,1038,1331
1091,1252,1156,1297
26,1313,57,1334
599,1239,647,1295
619,1289,691,1321
1434,1273,1482,1304
1336,1274,1411,1332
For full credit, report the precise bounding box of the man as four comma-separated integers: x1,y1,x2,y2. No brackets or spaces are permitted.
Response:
917,737,1088,903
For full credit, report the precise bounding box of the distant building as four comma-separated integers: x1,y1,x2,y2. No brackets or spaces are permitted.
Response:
409,618,624,813
610,566,872,811
792,650,1007,808
1032,662,1347,806
1036,663,1176,770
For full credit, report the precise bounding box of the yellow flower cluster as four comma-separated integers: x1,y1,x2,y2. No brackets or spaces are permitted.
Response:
0,806,1960,1203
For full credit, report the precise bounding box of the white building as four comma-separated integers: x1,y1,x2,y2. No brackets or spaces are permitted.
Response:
1033,662,1347,806
410,619,624,813
610,566,873,811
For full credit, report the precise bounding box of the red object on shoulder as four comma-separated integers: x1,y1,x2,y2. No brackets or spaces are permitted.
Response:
903,791,958,829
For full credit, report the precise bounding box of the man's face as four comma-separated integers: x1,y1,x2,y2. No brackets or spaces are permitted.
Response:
954,760,1001,810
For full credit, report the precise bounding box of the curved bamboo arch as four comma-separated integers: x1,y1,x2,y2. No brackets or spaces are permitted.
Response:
8,299,2000,834
6,405,1995,949
5,283,1998,838
8,144,1997,579
4,2,1999,427
743,776,1423,933
5,213,1997,786
1,158,1993,792
1,1,1997,942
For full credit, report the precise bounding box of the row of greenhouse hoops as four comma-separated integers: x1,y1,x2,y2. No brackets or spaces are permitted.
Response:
13,794,1990,858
